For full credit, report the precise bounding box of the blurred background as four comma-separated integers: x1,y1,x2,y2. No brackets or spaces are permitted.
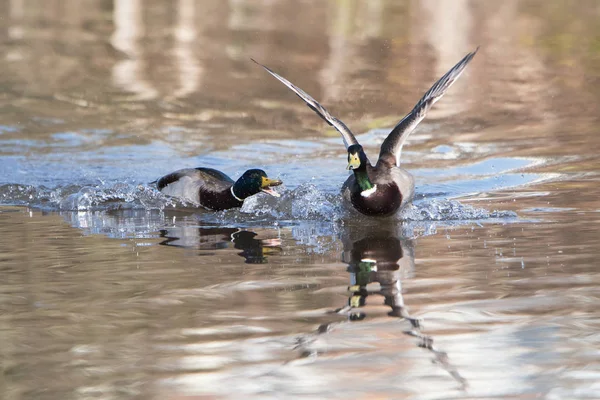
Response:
1,0,599,167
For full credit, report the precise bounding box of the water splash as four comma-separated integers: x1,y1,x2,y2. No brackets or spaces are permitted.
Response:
2,180,518,255
0,180,516,226
0,182,177,211
400,199,516,221
240,183,341,220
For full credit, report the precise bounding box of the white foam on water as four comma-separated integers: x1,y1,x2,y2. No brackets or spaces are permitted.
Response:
0,181,517,225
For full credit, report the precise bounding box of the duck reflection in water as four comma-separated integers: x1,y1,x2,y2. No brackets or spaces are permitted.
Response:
339,230,419,327
301,222,467,389
159,225,281,264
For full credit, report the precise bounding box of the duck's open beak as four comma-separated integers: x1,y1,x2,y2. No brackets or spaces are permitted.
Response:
260,177,283,197
347,153,361,170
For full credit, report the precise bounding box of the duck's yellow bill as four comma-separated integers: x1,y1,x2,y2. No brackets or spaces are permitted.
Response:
260,177,283,197
347,153,361,170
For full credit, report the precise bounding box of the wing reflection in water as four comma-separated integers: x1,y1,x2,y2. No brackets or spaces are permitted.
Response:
159,225,281,264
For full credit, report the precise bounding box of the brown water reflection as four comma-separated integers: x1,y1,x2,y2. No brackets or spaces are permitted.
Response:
1,0,599,157
4,205,600,398
159,224,282,264
2,0,600,399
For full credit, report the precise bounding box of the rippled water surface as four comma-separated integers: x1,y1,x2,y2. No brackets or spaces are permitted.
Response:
2,1,600,399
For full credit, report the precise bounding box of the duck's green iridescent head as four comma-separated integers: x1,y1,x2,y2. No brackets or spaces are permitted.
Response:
232,169,282,199
347,144,367,170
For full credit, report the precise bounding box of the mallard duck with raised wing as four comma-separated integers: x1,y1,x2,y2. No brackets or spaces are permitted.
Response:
155,167,282,211
253,48,477,217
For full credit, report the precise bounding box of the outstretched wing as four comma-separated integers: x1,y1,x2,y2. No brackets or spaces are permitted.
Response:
378,48,479,167
252,58,359,149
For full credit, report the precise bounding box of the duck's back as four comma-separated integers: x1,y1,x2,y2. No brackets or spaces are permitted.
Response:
157,168,234,205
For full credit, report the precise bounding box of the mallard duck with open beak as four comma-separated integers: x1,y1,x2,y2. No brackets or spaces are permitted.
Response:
155,167,282,211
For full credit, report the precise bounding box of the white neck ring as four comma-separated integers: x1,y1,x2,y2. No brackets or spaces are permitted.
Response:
230,186,244,202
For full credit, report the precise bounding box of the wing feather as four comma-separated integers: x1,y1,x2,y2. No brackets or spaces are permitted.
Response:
252,59,359,149
378,48,478,167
